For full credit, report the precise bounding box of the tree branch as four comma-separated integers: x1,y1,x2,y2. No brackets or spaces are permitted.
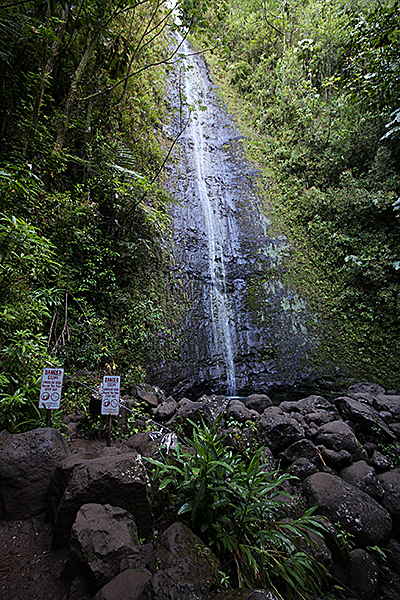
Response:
0,0,31,8
81,28,190,101
120,119,188,225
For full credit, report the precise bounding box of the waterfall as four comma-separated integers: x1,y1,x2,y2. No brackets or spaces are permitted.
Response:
182,39,237,395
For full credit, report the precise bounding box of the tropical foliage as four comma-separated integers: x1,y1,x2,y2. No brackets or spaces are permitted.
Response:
149,418,328,598
0,0,193,430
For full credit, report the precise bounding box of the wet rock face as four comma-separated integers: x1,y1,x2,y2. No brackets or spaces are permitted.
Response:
149,38,335,399
94,569,153,600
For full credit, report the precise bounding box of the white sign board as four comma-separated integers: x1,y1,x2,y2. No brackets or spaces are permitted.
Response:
39,367,64,409
101,376,120,415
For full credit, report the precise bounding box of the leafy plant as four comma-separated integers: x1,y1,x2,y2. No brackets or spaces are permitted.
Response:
149,417,328,598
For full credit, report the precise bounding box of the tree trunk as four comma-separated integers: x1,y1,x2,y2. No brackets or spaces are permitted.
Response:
53,32,97,152
25,2,71,156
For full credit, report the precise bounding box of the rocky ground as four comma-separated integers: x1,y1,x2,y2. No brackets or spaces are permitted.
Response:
2,381,400,599
0,437,110,600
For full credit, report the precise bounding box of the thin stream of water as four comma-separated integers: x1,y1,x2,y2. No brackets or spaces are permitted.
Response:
182,39,237,395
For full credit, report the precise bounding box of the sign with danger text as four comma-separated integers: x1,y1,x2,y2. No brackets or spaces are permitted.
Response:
101,375,120,415
39,368,64,409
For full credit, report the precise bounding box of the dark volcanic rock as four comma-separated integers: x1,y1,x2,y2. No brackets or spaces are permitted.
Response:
377,469,400,523
69,503,141,590
0,427,69,520
94,569,153,600
374,394,400,420
348,549,379,600
257,407,305,452
347,382,385,399
303,472,392,546
244,394,272,413
280,395,336,416
280,439,323,468
226,399,253,423
287,458,318,480
316,420,363,456
48,450,153,547
175,399,213,434
150,522,219,600
334,396,395,440
385,538,400,577
369,449,391,472
152,399,178,420
318,446,353,469
340,461,384,500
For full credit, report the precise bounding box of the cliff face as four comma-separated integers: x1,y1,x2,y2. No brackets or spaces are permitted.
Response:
149,37,339,400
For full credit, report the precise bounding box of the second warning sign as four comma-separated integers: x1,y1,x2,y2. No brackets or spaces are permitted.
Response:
101,375,120,415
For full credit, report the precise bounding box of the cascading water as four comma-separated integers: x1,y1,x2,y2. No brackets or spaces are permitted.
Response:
152,37,337,399
182,39,237,396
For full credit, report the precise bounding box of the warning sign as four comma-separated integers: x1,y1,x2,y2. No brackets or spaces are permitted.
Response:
39,368,64,409
101,376,120,415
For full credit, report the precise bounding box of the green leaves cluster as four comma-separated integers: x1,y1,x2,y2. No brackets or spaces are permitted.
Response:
150,418,328,598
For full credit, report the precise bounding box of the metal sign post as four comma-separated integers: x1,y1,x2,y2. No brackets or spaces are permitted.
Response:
101,375,120,447
39,367,64,427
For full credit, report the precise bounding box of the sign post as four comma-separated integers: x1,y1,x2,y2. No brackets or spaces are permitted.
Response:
39,367,64,427
101,375,120,447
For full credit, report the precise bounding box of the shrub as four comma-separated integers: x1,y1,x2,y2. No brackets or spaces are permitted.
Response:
149,417,328,598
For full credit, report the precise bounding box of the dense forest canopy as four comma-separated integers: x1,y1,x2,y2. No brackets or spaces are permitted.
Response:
0,0,399,431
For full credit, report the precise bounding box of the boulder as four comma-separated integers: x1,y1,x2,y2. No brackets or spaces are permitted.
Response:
334,397,395,440
368,449,391,472
200,395,230,422
280,395,336,416
244,394,272,413
385,538,400,577
152,400,178,421
69,503,141,590
48,450,153,547
126,432,163,458
377,469,400,522
315,420,365,467
318,446,353,469
287,458,318,481
347,549,379,600
149,522,219,600
347,382,385,398
303,410,335,426
175,399,213,435
340,461,384,500
374,394,400,420
94,569,153,600
257,407,305,452
280,439,323,468
226,399,253,423
134,385,164,408
303,472,392,546
0,427,69,520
